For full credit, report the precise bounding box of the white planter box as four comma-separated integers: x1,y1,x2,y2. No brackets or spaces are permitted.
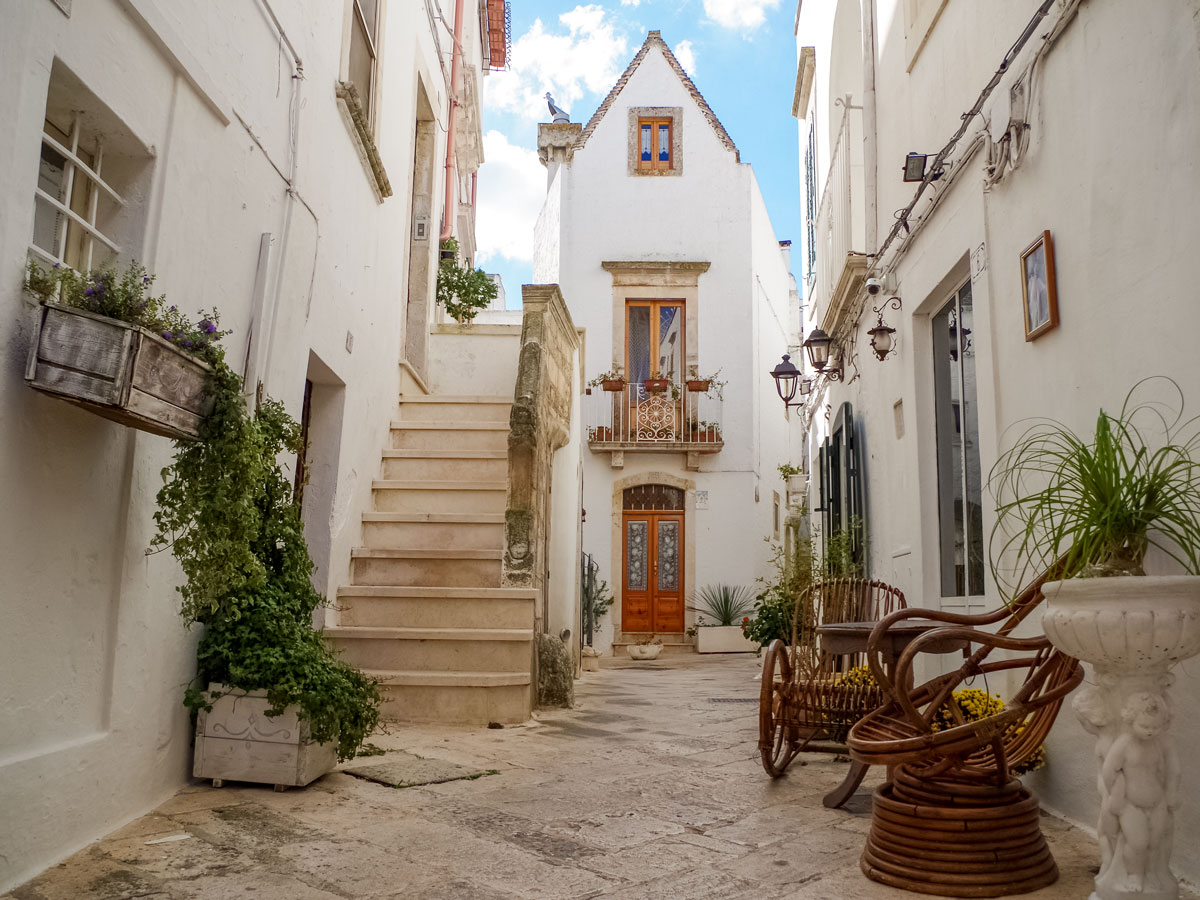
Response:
193,685,336,790
696,625,757,654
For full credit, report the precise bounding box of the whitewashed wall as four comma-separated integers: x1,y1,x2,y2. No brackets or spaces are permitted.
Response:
0,0,485,889
797,0,1200,883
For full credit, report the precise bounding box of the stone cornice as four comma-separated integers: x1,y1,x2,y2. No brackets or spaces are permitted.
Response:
600,260,711,287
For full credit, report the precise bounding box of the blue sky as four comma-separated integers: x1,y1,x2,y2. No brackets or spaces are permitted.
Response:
475,0,801,306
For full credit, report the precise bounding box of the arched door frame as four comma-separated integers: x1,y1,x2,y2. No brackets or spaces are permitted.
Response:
610,470,696,638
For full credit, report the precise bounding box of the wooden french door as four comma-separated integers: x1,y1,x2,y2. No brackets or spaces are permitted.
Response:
621,512,684,633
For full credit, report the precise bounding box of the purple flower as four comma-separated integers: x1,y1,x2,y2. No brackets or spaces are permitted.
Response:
163,331,173,339
52,263,61,269
84,288,94,296
169,305,177,312
184,339,194,348
200,320,217,334
143,276,151,283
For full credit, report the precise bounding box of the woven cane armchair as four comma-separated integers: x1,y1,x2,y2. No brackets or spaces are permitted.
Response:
845,572,1084,897
758,578,906,778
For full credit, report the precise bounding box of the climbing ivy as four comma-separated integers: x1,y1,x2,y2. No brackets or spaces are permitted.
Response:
152,362,379,760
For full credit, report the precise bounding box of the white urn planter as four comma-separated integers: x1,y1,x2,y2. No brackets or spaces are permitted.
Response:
627,643,663,660
1042,576,1200,900
696,625,757,654
193,685,337,791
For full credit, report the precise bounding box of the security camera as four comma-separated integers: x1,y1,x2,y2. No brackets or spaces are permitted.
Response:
865,277,883,296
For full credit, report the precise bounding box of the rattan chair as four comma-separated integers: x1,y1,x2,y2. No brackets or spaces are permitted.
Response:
846,572,1084,898
758,578,906,780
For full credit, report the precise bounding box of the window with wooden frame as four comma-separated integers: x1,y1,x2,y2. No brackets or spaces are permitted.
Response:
348,0,380,124
31,113,123,272
626,299,684,389
637,118,673,171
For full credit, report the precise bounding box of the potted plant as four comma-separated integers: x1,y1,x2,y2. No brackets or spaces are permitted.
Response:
152,362,380,789
24,261,227,440
685,368,726,400
643,377,670,394
989,377,1200,900
778,463,807,508
435,237,498,324
590,425,614,442
588,366,625,392
689,584,757,653
627,634,663,660
689,420,721,443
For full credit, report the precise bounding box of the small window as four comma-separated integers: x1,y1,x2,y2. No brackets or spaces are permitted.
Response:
31,114,123,271
637,118,672,171
348,0,380,124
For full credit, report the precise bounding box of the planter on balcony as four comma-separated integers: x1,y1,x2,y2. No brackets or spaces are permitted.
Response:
25,302,213,440
643,378,669,393
685,379,710,393
592,426,613,442
600,378,625,392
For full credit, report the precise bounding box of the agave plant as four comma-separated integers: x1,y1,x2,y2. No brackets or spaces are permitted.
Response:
688,583,756,626
989,377,1200,597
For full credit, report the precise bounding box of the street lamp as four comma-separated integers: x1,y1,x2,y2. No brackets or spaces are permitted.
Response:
868,296,902,361
801,328,844,381
770,354,811,409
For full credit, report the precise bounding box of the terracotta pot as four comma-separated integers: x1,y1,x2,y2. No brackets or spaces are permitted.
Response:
686,379,710,392
600,379,625,392
592,426,613,442
643,378,669,393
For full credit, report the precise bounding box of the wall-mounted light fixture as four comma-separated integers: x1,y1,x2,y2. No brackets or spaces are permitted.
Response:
868,296,902,361
770,353,812,409
903,152,927,182
801,328,844,381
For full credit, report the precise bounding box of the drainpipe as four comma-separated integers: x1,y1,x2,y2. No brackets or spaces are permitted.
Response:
862,0,878,255
440,0,465,242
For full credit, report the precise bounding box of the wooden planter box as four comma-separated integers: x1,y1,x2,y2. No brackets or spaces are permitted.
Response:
193,685,337,790
696,625,757,654
25,302,213,440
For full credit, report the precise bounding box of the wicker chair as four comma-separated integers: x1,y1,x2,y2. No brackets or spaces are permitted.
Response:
758,578,906,782
846,572,1084,898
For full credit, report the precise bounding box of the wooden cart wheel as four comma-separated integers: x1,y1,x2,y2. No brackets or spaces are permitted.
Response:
759,639,800,777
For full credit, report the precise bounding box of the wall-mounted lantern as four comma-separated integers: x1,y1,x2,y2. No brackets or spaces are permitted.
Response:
770,354,812,409
868,296,903,361
801,328,844,381
903,152,927,182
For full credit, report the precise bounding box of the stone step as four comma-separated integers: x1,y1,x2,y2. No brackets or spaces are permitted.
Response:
349,548,502,588
380,450,508,482
370,480,507,514
389,422,509,452
363,670,531,724
398,396,512,423
327,626,532,672
361,513,504,551
336,584,534,629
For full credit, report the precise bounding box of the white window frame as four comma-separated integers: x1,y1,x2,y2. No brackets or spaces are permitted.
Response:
30,115,124,271
349,0,380,125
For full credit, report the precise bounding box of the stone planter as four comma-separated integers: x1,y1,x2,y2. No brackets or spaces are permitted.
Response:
696,625,756,653
581,646,601,671
627,643,663,660
785,474,808,510
1042,576,1200,900
25,302,213,440
193,685,337,791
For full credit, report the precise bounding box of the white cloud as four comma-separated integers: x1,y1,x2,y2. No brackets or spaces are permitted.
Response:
620,0,640,5
673,39,696,75
475,131,545,265
484,5,629,123
702,0,782,30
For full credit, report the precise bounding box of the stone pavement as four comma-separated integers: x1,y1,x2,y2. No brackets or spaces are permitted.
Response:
6,655,1196,900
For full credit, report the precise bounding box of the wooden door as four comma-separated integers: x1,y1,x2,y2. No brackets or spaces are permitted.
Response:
621,512,684,633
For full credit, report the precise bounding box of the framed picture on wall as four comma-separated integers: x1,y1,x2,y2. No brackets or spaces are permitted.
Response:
1020,230,1058,341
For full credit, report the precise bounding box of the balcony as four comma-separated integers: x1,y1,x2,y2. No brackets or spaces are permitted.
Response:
584,382,723,470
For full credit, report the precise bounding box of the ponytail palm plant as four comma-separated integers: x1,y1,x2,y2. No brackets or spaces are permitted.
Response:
989,377,1200,598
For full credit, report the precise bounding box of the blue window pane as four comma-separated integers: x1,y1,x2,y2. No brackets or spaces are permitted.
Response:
658,124,670,162
641,125,651,161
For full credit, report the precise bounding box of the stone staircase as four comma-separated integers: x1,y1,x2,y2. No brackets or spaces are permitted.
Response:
326,395,536,724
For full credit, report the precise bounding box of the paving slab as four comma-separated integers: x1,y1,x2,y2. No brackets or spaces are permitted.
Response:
5,654,1199,900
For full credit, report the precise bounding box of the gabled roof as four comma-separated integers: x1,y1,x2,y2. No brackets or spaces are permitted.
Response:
575,30,740,162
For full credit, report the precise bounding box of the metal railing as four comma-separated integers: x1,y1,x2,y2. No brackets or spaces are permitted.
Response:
584,383,724,446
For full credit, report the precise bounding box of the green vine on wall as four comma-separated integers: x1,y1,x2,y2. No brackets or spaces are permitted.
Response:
152,363,379,760
436,238,498,323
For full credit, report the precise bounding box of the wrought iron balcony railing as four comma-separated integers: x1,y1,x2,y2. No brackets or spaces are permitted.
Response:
584,383,724,452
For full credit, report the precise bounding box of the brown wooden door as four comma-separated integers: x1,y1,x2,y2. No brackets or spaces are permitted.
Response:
621,512,684,633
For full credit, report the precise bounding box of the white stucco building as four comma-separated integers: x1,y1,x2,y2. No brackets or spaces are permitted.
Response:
533,32,801,656
0,0,512,889
793,0,1200,885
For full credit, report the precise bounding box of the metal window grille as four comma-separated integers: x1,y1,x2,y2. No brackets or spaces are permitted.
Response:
30,115,123,271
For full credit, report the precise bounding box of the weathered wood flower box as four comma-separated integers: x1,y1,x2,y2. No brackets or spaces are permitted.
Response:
193,685,337,791
25,302,213,440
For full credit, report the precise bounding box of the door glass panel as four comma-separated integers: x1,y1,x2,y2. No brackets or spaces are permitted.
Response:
933,281,983,596
658,306,682,382
626,521,648,591
657,521,679,591
640,124,652,161
627,305,651,386
658,124,670,163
